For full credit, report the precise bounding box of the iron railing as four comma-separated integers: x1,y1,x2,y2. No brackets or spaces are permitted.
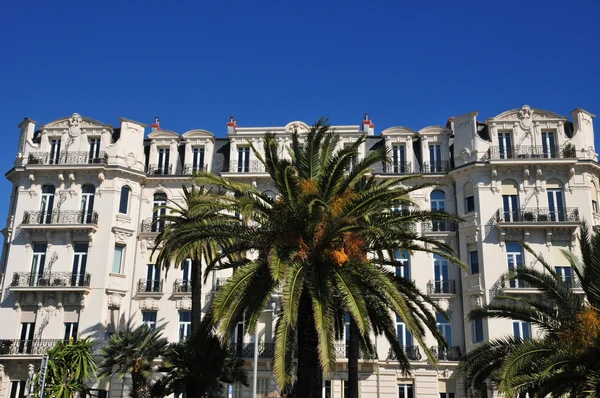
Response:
181,164,208,175
22,210,99,225
490,145,576,160
422,160,449,173
228,342,275,359
387,346,422,361
11,272,91,288
27,152,108,165
227,160,265,173
427,280,456,295
137,279,163,293
173,279,192,293
431,346,462,361
0,339,61,355
384,161,413,174
147,164,173,176
215,277,229,289
421,220,458,232
496,207,580,223
140,217,170,233
563,276,582,289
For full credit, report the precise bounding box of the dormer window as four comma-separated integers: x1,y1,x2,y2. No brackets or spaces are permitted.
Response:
49,138,61,164
157,148,170,175
88,138,101,163
237,146,250,172
392,144,407,173
541,131,556,158
428,144,443,172
344,143,358,172
192,147,205,172
498,131,512,159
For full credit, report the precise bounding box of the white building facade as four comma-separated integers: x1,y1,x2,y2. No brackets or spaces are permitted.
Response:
0,106,597,398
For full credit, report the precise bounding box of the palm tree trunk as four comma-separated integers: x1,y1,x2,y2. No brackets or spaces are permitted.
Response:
347,318,360,398
131,371,151,398
292,292,323,398
191,259,202,330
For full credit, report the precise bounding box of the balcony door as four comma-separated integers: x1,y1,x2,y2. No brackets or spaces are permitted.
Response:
507,242,525,288
394,250,411,280
501,180,519,222
146,264,161,292
430,190,446,231
88,138,101,163
49,138,61,164
71,243,88,286
541,131,556,158
436,312,452,355
40,185,55,224
498,132,512,159
547,180,565,221
433,254,449,293
429,144,442,172
152,193,167,232
30,243,47,286
237,146,250,172
181,259,191,291
157,148,170,174
392,145,406,173
80,185,95,224
18,322,35,354
396,315,413,347
192,147,205,172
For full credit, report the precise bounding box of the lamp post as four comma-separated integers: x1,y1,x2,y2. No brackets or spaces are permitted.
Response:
253,301,276,398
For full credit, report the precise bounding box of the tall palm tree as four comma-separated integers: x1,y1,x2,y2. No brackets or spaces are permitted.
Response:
458,222,600,398
32,338,97,398
176,118,463,397
98,326,168,398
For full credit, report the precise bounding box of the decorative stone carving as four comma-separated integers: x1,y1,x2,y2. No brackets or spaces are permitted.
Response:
112,227,134,244
465,231,478,244
176,296,192,310
284,122,309,134
107,293,123,309
438,368,450,379
436,298,450,312
125,152,137,167
470,295,482,308
518,105,534,131
68,113,83,138
139,298,159,310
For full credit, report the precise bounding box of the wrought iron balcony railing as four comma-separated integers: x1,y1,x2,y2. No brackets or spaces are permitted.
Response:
11,272,91,288
0,339,61,355
181,164,208,175
227,342,275,359
140,217,170,233
422,160,449,173
387,346,422,361
137,279,163,293
431,346,462,361
562,276,582,289
427,280,456,295
227,160,265,173
421,220,458,232
22,210,99,225
496,207,580,223
27,152,108,165
173,279,192,293
490,145,576,160
147,164,173,176
384,161,413,174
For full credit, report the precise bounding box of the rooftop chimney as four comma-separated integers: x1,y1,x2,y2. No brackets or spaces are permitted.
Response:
151,117,161,132
227,116,238,135
363,113,375,135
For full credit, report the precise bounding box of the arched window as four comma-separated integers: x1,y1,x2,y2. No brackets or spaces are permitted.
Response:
81,184,95,224
119,186,131,214
40,185,55,224
463,182,474,213
501,180,519,222
152,193,167,232
592,182,599,213
546,179,565,221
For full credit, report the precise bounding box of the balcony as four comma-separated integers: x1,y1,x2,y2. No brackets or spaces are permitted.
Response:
11,272,91,292
225,160,266,174
490,274,582,299
421,220,458,233
490,145,576,161
181,164,208,175
27,152,108,166
228,342,275,359
431,346,462,361
384,162,413,174
421,161,449,174
173,279,192,294
387,346,422,361
147,164,173,176
0,339,60,356
496,208,579,226
140,217,169,234
22,210,99,232
427,280,456,295
137,279,163,294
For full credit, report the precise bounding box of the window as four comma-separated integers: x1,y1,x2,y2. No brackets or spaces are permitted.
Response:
231,322,244,354
18,322,35,354
399,384,414,398
541,131,556,158
498,131,512,159
547,180,565,221
429,143,443,172
501,180,519,222
344,312,351,345
473,319,484,343
440,394,455,398
178,312,191,341
344,143,358,172
157,148,170,175
396,315,413,347
30,243,47,286
237,146,250,172
463,182,475,213
192,146,205,172
592,182,599,213
430,190,446,231
71,243,88,287
232,382,243,398
556,266,576,288
89,390,109,398
433,254,450,293
145,264,161,292
119,186,131,214
513,321,531,340
181,259,191,291
80,184,95,224
9,381,27,398
469,250,479,275
142,311,157,330
436,312,452,348
323,380,331,398
392,144,407,173
506,242,525,288
254,378,269,397
64,322,79,342
88,138,101,163
394,250,411,280
112,244,125,274
40,185,55,224
49,138,62,164
152,193,167,232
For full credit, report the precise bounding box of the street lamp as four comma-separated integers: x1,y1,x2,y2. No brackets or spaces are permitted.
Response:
253,301,277,398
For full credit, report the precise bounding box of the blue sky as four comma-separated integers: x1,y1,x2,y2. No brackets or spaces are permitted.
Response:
1,0,599,221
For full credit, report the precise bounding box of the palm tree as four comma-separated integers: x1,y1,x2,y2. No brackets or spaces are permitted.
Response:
152,319,248,398
458,222,600,397
98,326,168,398
32,338,97,398
177,118,462,397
